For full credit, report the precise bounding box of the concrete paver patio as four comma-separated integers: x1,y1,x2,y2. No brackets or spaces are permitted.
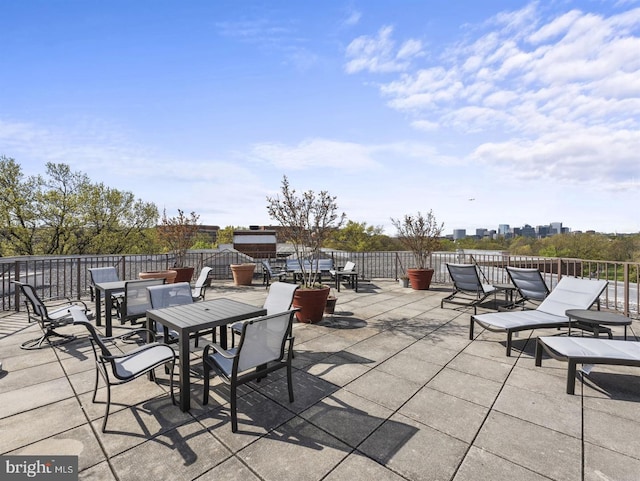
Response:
1,279,639,481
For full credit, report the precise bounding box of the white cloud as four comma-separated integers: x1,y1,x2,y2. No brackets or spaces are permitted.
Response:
344,26,423,74
348,3,640,187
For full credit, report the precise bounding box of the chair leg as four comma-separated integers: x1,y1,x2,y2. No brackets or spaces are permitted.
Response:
20,328,76,350
202,362,211,405
168,359,176,405
230,383,238,432
567,361,577,395
101,383,112,432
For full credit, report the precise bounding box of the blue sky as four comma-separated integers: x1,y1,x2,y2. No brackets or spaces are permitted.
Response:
1,0,639,236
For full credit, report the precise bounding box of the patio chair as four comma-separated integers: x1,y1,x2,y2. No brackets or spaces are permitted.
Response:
13,281,89,350
118,278,164,324
441,264,498,314
329,261,358,292
191,266,212,301
88,267,124,316
148,281,215,346
147,282,192,341
202,309,296,432
506,267,550,309
230,281,299,347
470,276,609,356
71,309,176,432
535,336,640,394
261,260,287,287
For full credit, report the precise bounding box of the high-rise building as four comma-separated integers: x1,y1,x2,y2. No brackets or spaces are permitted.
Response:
453,229,466,240
498,224,510,236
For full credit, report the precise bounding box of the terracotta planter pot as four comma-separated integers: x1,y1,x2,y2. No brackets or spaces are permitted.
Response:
293,286,330,324
407,268,434,290
230,263,255,286
173,266,195,283
138,270,177,284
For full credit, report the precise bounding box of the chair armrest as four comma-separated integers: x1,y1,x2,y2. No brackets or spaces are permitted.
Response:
103,327,158,344
203,342,236,359
103,341,175,361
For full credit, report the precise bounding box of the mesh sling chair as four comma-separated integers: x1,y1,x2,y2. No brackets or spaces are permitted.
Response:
441,263,498,314
88,266,124,315
202,309,296,432
506,266,550,309
191,266,213,301
261,260,287,287
71,309,176,432
13,281,89,350
118,278,164,324
229,281,299,347
147,281,213,346
470,276,609,356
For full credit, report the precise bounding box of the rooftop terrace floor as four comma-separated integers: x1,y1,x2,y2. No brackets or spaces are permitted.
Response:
1,279,639,481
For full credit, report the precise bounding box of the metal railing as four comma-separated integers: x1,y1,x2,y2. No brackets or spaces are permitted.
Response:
2,250,638,318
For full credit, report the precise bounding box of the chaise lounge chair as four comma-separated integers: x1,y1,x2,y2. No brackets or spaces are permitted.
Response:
506,266,550,309
441,263,498,314
470,276,608,356
535,336,640,394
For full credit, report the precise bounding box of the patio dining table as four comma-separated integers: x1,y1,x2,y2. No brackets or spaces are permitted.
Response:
146,298,267,411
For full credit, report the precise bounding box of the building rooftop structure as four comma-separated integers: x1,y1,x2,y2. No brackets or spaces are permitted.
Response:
1,279,639,480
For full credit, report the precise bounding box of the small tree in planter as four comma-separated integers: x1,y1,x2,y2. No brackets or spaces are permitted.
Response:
157,209,200,282
391,210,443,290
267,176,345,322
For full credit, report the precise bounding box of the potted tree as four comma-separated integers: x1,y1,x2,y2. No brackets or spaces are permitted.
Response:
156,209,200,283
267,176,345,323
391,210,443,290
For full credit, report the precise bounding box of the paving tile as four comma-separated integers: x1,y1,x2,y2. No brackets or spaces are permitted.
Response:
400,340,460,366
0,397,88,454
195,456,262,481
109,420,231,481
305,352,373,386
583,407,640,458
427,367,503,408
9,424,106,472
493,384,582,437
376,351,443,385
324,452,406,481
257,369,339,414
344,369,422,411
77,461,118,481
300,389,394,448
584,441,640,481
399,386,488,443
198,390,296,451
89,395,195,457
0,377,75,418
237,416,351,481
446,351,515,383
474,411,581,481
453,446,551,481
359,413,468,481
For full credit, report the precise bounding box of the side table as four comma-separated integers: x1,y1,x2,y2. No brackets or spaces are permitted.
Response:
565,309,632,340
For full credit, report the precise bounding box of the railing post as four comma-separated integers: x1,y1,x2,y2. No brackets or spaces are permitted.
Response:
623,263,630,317
76,257,82,300
14,261,20,311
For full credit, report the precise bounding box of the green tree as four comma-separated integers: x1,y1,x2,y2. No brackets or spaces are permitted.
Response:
0,156,39,255
216,225,245,246
0,157,159,255
325,220,387,252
